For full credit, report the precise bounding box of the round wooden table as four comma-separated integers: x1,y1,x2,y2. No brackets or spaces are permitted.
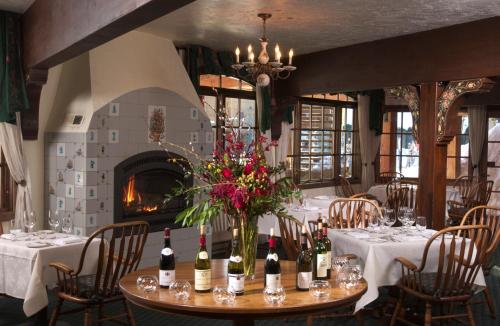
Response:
120,259,367,326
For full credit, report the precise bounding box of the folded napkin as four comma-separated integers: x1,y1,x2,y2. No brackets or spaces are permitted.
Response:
347,231,370,239
0,234,16,240
303,206,319,211
52,237,83,246
314,195,332,200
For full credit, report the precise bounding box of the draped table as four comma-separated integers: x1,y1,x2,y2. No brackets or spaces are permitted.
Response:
330,228,486,312
367,184,459,204
119,259,367,326
0,233,101,316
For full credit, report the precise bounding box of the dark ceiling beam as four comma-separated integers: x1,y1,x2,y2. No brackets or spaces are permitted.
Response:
22,0,195,69
281,17,500,95
20,0,194,139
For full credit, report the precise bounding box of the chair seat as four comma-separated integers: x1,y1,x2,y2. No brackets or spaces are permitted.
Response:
403,273,473,298
58,274,121,302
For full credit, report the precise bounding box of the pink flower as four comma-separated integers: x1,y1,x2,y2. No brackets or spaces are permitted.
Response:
258,165,267,174
222,167,233,179
244,163,253,175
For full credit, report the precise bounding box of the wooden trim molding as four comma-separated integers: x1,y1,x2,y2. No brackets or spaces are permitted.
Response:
436,78,494,145
21,68,48,140
387,86,420,142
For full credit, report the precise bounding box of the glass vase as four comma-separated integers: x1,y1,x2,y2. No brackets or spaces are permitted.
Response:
238,217,259,280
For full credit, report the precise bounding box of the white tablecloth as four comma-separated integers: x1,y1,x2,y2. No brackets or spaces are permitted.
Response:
330,228,486,311
367,184,459,204
0,233,101,316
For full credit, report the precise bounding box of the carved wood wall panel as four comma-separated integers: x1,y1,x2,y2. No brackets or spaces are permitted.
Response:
436,78,494,145
388,86,420,142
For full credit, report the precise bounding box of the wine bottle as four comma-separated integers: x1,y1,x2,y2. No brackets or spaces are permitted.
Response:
228,228,244,295
264,227,281,291
322,218,332,279
159,227,175,288
313,222,328,280
195,225,211,292
312,213,322,243
296,225,312,291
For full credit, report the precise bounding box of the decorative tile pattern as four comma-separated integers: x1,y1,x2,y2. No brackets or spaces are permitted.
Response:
56,197,65,210
190,132,199,144
109,102,120,116
148,105,166,143
75,171,84,186
190,107,199,120
205,131,214,143
65,184,75,198
109,130,119,143
86,214,97,227
56,143,66,157
87,158,98,171
87,186,97,199
87,130,98,143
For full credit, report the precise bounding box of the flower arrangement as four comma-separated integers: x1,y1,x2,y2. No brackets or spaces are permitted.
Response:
163,93,295,276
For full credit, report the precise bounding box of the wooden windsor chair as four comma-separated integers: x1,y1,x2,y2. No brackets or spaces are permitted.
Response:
329,198,383,229
459,205,500,318
49,221,149,326
448,180,494,226
276,214,313,261
390,225,493,326
377,171,404,184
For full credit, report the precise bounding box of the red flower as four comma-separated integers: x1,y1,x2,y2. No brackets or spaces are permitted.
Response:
222,167,233,179
244,163,253,175
258,165,267,174
231,189,245,209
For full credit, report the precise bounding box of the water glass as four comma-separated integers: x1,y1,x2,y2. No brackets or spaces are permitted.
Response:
212,284,236,304
263,286,286,304
169,280,192,301
416,216,427,231
48,210,60,232
10,218,21,234
309,280,331,298
61,215,73,234
368,213,379,232
383,208,396,228
136,275,159,293
23,211,36,233
339,265,363,289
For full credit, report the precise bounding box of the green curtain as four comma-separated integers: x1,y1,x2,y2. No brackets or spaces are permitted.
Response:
259,86,272,133
0,11,29,124
282,105,294,124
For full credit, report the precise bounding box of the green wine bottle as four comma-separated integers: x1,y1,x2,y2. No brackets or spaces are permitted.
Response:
296,225,312,290
322,218,332,279
313,222,328,280
264,227,281,290
194,225,211,292
228,228,244,295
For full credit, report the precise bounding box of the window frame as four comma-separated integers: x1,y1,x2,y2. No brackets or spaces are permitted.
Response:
290,97,360,189
0,150,16,223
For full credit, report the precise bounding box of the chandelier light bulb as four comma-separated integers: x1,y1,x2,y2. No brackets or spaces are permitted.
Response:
249,52,255,63
288,49,294,65
247,44,252,55
277,50,281,63
274,44,280,60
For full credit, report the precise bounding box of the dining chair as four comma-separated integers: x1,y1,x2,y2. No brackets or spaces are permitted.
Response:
452,175,479,202
377,171,404,184
459,205,500,318
49,221,150,326
276,214,313,261
211,213,233,257
386,179,418,211
329,198,382,229
390,225,493,326
448,180,494,225
335,175,356,197
350,192,381,205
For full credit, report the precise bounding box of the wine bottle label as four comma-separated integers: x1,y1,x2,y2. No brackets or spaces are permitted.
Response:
161,248,174,256
265,273,281,291
266,253,279,261
326,251,332,269
228,273,245,292
194,269,211,290
297,271,312,289
159,270,175,287
229,255,242,263
316,253,327,277
198,251,208,260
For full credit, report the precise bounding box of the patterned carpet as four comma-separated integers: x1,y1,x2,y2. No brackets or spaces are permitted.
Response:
1,249,498,325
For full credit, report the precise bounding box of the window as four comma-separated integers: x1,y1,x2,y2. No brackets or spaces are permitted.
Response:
288,95,360,186
446,114,470,179
199,75,256,149
379,111,419,178
0,150,15,222
487,115,500,206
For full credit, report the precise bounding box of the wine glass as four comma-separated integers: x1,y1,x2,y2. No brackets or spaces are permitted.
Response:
61,214,73,234
416,216,427,232
23,211,36,233
367,213,379,232
263,286,286,304
48,210,60,232
383,208,396,230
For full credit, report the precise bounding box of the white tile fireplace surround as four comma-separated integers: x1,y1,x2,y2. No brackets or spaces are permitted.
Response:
45,87,213,265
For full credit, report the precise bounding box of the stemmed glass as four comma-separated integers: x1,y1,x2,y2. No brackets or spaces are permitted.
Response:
401,208,416,232
367,213,379,232
23,211,36,233
61,214,73,234
416,216,427,232
48,210,60,232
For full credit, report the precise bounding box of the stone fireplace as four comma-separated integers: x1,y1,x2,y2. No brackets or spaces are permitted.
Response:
114,151,193,232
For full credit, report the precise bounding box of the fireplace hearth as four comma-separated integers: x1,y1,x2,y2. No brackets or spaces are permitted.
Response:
114,151,193,232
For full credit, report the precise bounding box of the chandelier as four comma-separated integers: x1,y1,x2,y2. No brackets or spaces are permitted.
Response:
231,13,296,87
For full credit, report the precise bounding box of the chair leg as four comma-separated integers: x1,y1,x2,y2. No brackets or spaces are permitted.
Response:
48,298,63,326
466,303,476,326
483,288,496,319
390,295,403,326
424,302,432,326
123,299,136,326
97,303,103,326
84,307,92,326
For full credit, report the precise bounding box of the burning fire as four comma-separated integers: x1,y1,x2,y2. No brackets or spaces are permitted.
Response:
123,175,158,213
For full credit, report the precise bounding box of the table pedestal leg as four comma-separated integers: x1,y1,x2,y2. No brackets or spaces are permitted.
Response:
233,318,255,326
